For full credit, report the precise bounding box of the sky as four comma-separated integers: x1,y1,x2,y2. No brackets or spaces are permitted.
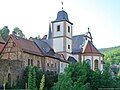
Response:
0,0,120,49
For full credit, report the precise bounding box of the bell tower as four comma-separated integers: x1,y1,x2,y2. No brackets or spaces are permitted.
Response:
51,9,73,60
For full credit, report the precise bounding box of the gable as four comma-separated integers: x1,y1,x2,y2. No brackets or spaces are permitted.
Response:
0,43,5,53
1,35,44,56
1,37,19,54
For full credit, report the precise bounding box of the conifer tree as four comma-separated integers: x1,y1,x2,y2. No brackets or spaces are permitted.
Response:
28,66,37,90
1,26,10,41
40,74,45,90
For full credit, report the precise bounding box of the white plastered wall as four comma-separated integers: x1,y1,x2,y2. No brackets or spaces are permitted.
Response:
65,22,72,38
81,55,103,70
53,22,64,37
66,38,72,53
53,38,63,52
59,62,68,73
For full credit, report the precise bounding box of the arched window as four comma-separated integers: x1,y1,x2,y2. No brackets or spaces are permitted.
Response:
94,59,98,70
86,59,91,67
8,73,11,85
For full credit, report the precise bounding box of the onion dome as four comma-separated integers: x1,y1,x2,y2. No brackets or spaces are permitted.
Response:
52,10,73,24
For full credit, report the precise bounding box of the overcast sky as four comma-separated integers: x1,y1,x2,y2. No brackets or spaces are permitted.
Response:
0,0,120,48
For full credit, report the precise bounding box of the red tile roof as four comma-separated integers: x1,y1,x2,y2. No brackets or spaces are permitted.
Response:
0,35,5,53
83,41,102,54
0,35,5,44
6,35,44,56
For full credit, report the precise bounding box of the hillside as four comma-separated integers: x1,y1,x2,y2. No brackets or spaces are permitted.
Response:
99,46,120,64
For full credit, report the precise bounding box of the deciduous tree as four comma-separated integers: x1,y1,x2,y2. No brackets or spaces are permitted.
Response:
12,27,25,38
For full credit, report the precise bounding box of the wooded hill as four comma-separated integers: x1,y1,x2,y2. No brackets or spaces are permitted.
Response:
99,46,120,64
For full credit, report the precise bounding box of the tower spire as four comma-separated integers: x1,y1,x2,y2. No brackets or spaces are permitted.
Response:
61,1,63,10
87,27,93,42
88,27,90,32
48,17,52,39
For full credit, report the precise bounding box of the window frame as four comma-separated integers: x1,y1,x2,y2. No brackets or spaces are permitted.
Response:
28,59,30,66
37,60,40,67
31,59,33,66
68,26,70,33
85,59,91,67
57,25,60,31
68,45,70,49
94,59,98,70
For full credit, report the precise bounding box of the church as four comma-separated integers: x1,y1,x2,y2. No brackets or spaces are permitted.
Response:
0,5,104,87
43,8,104,71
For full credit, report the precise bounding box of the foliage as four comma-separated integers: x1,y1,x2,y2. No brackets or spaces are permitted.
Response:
45,71,58,90
99,46,120,76
12,66,43,89
34,66,43,90
99,46,120,64
0,26,10,41
28,66,37,90
12,27,25,38
40,74,45,90
53,62,120,90
0,30,2,34
53,62,92,90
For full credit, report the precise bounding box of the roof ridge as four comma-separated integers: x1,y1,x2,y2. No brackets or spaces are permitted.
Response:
11,34,33,42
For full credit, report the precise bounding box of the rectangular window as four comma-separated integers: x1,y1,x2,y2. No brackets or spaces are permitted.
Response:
31,59,33,66
47,63,49,67
68,45,70,49
37,60,40,67
55,63,56,68
51,64,54,68
57,25,60,31
68,26,70,33
28,59,30,66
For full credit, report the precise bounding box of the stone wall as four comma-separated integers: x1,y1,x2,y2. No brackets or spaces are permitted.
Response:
0,59,24,87
45,57,60,73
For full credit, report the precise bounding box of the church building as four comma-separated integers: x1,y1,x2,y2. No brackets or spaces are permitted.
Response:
44,8,104,71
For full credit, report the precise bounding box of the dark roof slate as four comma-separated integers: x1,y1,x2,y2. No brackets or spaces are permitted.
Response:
72,34,85,54
42,39,52,48
34,39,52,54
67,56,77,63
34,39,66,61
52,10,73,24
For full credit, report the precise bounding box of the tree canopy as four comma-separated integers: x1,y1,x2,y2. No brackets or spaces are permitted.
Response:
12,27,25,38
53,62,120,90
100,46,120,64
0,26,10,41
